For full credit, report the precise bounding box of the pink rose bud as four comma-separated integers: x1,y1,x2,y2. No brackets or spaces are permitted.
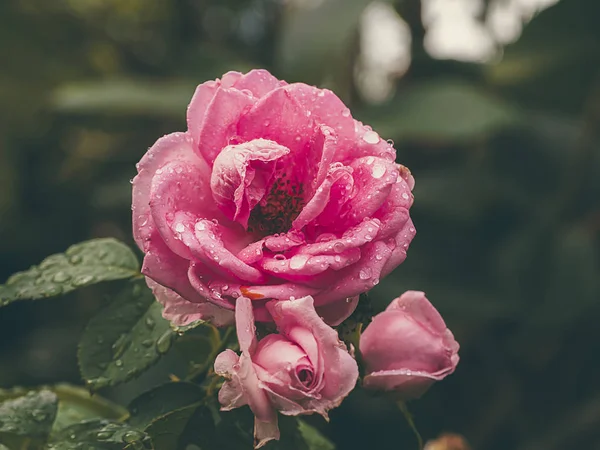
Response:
215,296,358,448
132,69,415,328
359,291,459,398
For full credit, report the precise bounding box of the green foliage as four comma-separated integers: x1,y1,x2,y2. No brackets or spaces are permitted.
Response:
365,80,520,143
52,384,129,433
0,390,58,443
0,238,139,307
47,420,149,450
78,279,176,390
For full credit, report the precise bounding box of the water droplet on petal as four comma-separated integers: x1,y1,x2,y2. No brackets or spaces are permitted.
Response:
371,163,386,179
145,317,155,330
115,359,123,367
289,254,309,270
363,130,379,144
359,269,371,280
402,192,410,200
73,275,95,286
175,223,185,233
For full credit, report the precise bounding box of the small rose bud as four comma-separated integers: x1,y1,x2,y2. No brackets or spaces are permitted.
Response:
359,291,459,398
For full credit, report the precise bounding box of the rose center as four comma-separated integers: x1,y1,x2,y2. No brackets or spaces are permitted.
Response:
296,367,314,387
247,174,305,236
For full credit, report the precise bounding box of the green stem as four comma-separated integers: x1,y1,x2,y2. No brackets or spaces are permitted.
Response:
186,326,235,383
397,401,424,450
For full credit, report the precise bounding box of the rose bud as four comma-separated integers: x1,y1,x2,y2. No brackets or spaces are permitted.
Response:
359,291,459,398
215,295,358,448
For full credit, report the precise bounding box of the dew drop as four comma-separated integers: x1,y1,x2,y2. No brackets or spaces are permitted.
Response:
375,254,383,261
141,339,153,348
341,108,350,117
334,255,341,263
114,359,123,367
333,242,345,253
122,430,145,444
156,330,174,354
73,275,95,287
145,317,155,330
52,271,71,283
274,254,286,261
96,430,113,440
402,192,410,200
289,254,309,270
175,222,185,233
195,222,206,231
69,254,83,265
363,130,379,144
359,269,371,280
371,163,386,179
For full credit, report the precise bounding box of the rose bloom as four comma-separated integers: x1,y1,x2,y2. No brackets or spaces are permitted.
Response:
132,69,415,326
215,295,358,448
359,291,459,398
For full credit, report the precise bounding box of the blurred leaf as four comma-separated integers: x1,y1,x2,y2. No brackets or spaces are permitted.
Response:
128,382,204,429
51,79,196,118
78,279,176,391
48,419,148,450
0,238,139,306
536,226,600,329
145,403,202,450
0,390,58,442
297,420,335,450
52,384,129,434
128,383,205,450
277,0,379,83
367,79,521,143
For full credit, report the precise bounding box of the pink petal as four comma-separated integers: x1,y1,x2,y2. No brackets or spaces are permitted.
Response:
210,139,290,228
141,235,205,303
195,87,256,164
132,132,199,251
237,87,314,156
254,416,280,449
149,159,216,260
315,296,359,326
187,80,220,148
381,216,416,278
387,291,448,335
292,163,353,230
238,284,321,304
231,69,286,98
344,156,399,225
235,296,258,354
146,278,234,327
313,240,392,306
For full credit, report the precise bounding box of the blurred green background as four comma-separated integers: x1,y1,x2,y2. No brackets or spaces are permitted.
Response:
1,0,599,448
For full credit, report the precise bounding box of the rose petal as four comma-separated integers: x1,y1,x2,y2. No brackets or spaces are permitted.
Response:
211,139,289,228
231,69,286,98
187,80,220,148
146,278,233,327
315,296,359,326
195,87,256,164
132,132,201,251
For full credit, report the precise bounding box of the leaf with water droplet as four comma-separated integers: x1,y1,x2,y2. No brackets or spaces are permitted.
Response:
0,390,58,440
78,279,176,390
0,238,139,307
50,384,129,435
48,419,146,449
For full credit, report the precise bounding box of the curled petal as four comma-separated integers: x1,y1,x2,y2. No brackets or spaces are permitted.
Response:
231,69,286,98
211,139,289,228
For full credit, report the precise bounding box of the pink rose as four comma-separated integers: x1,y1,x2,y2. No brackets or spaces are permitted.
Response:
214,295,358,448
359,291,459,398
132,69,415,327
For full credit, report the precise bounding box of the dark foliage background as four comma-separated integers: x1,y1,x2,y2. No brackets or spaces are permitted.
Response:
1,0,599,449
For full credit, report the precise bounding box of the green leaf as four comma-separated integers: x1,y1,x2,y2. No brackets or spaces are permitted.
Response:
52,385,129,434
128,382,205,429
297,420,335,450
51,79,196,119
0,238,139,307
145,403,202,450
364,79,520,143
48,419,149,450
0,390,58,440
78,279,176,390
